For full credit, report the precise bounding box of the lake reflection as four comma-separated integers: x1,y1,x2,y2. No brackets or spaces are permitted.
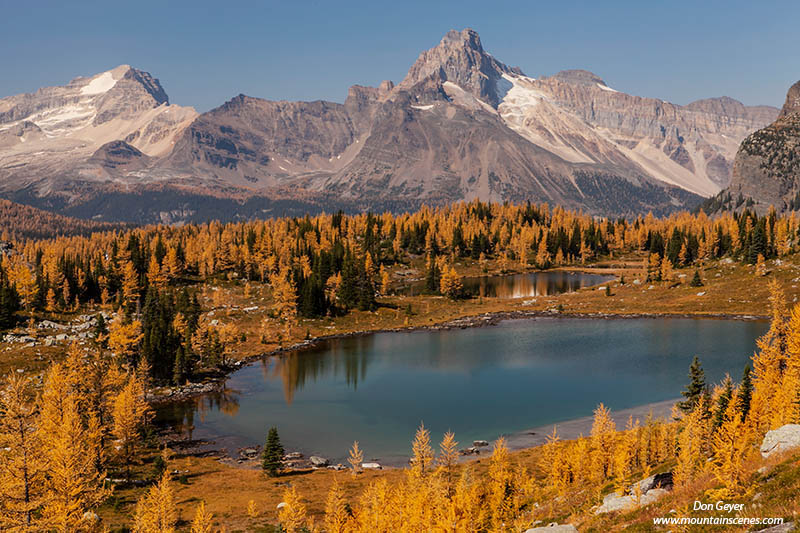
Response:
155,318,767,464
405,270,615,298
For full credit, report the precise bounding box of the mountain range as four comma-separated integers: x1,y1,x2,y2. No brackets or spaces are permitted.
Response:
0,29,780,223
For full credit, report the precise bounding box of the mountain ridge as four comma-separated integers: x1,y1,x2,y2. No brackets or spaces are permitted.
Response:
0,29,780,223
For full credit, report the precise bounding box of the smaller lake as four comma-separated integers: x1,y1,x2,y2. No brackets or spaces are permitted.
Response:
404,270,615,298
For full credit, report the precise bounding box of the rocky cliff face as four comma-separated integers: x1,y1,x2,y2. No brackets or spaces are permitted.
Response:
498,72,777,195
0,29,780,223
723,80,800,212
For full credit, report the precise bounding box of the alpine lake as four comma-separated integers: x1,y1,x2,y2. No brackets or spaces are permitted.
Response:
155,271,767,465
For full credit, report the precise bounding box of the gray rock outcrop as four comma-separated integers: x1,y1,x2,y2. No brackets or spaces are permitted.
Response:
760,424,800,458
525,524,579,533
721,79,800,212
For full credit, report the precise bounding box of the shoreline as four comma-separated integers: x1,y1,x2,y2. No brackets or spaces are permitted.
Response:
163,397,681,470
503,398,677,451
148,308,768,405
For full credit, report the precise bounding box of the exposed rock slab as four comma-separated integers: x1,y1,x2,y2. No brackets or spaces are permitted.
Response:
760,424,800,458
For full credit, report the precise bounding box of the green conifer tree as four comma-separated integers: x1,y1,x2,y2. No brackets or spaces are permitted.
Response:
712,375,733,431
678,356,707,414
737,365,753,420
262,427,284,477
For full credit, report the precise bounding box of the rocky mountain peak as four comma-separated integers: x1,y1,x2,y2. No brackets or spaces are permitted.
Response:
121,66,169,105
441,28,484,51
780,80,800,118
549,69,608,88
398,28,519,108
66,65,168,106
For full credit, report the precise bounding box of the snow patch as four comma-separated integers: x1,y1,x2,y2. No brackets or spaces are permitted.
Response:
81,72,118,96
410,104,434,111
278,165,287,171
498,74,547,115
596,83,618,93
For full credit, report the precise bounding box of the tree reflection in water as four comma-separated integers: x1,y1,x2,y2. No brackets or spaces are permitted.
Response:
405,271,614,299
264,335,373,404
155,386,241,439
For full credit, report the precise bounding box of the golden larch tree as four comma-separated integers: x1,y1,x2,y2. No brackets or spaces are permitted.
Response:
40,394,109,532
278,486,308,533
410,422,435,477
108,316,144,367
0,373,45,530
711,398,753,495
324,477,351,533
190,501,214,533
112,373,151,479
348,441,363,477
437,430,459,498
132,471,176,533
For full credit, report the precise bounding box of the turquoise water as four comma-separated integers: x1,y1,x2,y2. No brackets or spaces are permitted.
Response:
156,317,767,465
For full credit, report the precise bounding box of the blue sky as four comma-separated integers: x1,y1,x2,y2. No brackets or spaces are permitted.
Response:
3,0,798,112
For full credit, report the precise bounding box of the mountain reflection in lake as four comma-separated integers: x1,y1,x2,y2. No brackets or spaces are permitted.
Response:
404,270,615,298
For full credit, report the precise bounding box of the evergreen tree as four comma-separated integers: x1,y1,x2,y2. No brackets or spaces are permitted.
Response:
678,356,707,414
0,274,20,331
689,270,704,287
140,287,180,382
262,427,284,477
749,220,767,264
336,253,358,309
712,375,733,431
737,365,753,420
425,255,441,294
355,257,376,311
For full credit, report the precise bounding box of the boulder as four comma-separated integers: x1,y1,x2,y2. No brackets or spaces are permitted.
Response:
38,320,67,330
309,456,329,467
473,440,489,447
595,488,668,514
361,462,382,470
276,502,287,510
525,524,578,533
283,452,303,460
630,471,673,495
760,424,800,458
239,448,260,459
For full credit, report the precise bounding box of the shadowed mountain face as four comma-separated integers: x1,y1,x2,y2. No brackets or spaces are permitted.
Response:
0,30,778,223
707,80,800,213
